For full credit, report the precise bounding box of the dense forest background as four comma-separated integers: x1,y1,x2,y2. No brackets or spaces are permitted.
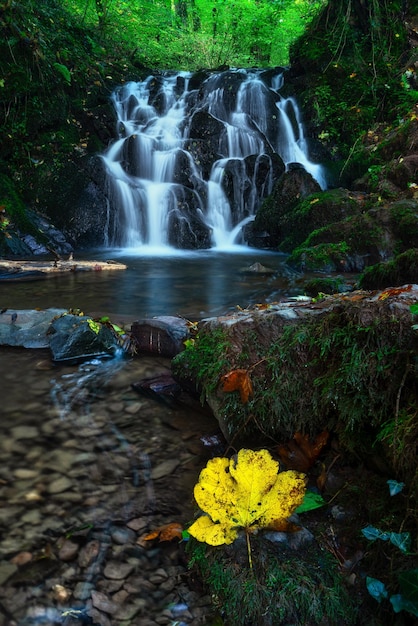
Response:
0,0,417,257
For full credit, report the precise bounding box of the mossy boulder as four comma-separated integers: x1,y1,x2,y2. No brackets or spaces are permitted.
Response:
172,286,418,484
278,188,364,253
359,249,418,290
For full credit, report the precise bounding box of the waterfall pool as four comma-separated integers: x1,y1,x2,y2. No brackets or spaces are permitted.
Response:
0,248,302,321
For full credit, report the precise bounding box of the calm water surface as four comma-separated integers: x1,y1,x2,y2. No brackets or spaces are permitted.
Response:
1,248,302,320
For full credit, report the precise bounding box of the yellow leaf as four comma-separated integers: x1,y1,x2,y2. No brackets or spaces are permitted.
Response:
87,318,101,334
188,449,307,546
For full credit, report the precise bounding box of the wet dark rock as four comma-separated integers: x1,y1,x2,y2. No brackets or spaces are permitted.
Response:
249,167,322,248
239,261,275,275
185,110,224,180
57,156,110,248
131,315,190,357
132,374,183,406
48,314,119,363
166,186,212,249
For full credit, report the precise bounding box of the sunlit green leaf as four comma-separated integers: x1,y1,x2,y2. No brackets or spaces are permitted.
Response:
53,62,71,84
87,318,101,334
295,490,326,513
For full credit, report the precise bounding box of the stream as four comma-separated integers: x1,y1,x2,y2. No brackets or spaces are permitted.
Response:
0,340,220,625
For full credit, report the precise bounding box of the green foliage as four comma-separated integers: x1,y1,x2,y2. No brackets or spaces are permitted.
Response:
53,62,71,84
62,0,325,69
172,327,231,402
188,536,357,626
291,0,414,160
362,481,418,619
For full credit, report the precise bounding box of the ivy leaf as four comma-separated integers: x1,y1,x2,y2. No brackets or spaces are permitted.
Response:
390,594,418,617
188,449,307,546
389,532,411,554
410,304,418,316
398,569,418,603
391,569,418,616
366,577,388,603
361,525,390,542
387,479,405,496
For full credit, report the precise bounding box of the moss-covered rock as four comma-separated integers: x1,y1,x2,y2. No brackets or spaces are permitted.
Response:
359,249,418,290
173,286,418,484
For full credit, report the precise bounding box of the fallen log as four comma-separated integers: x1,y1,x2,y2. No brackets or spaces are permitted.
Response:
0,258,127,281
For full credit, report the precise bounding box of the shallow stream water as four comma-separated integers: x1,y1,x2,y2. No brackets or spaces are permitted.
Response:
0,343,220,625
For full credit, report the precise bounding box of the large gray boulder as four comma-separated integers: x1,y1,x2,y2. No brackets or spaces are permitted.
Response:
0,308,66,348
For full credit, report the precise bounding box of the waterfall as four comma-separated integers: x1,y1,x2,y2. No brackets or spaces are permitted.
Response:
102,68,326,251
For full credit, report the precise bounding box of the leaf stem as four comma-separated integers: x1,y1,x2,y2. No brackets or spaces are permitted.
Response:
246,530,253,570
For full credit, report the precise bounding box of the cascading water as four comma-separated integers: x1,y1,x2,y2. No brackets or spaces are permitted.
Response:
102,68,326,251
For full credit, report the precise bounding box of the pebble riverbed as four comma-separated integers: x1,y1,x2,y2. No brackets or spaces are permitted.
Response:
0,347,218,626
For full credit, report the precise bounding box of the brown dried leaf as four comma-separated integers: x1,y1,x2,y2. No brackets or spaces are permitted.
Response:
143,522,183,542
277,430,329,471
378,284,412,301
221,369,253,404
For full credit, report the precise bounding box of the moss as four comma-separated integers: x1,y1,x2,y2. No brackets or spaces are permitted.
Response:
304,276,346,297
359,249,418,290
278,189,363,253
172,327,232,402
389,201,418,250
288,241,350,272
187,535,357,626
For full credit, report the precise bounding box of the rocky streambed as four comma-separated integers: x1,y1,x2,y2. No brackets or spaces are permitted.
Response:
0,347,218,626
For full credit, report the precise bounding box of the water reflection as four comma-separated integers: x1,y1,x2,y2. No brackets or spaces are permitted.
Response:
0,250,300,319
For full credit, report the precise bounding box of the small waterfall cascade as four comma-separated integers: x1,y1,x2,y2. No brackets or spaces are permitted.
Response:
102,68,326,250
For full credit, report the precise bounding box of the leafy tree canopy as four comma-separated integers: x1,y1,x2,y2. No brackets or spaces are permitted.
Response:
62,0,326,68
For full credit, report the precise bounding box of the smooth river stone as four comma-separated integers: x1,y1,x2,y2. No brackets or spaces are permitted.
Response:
151,458,180,480
10,425,39,440
103,561,135,580
13,468,38,479
47,476,73,494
